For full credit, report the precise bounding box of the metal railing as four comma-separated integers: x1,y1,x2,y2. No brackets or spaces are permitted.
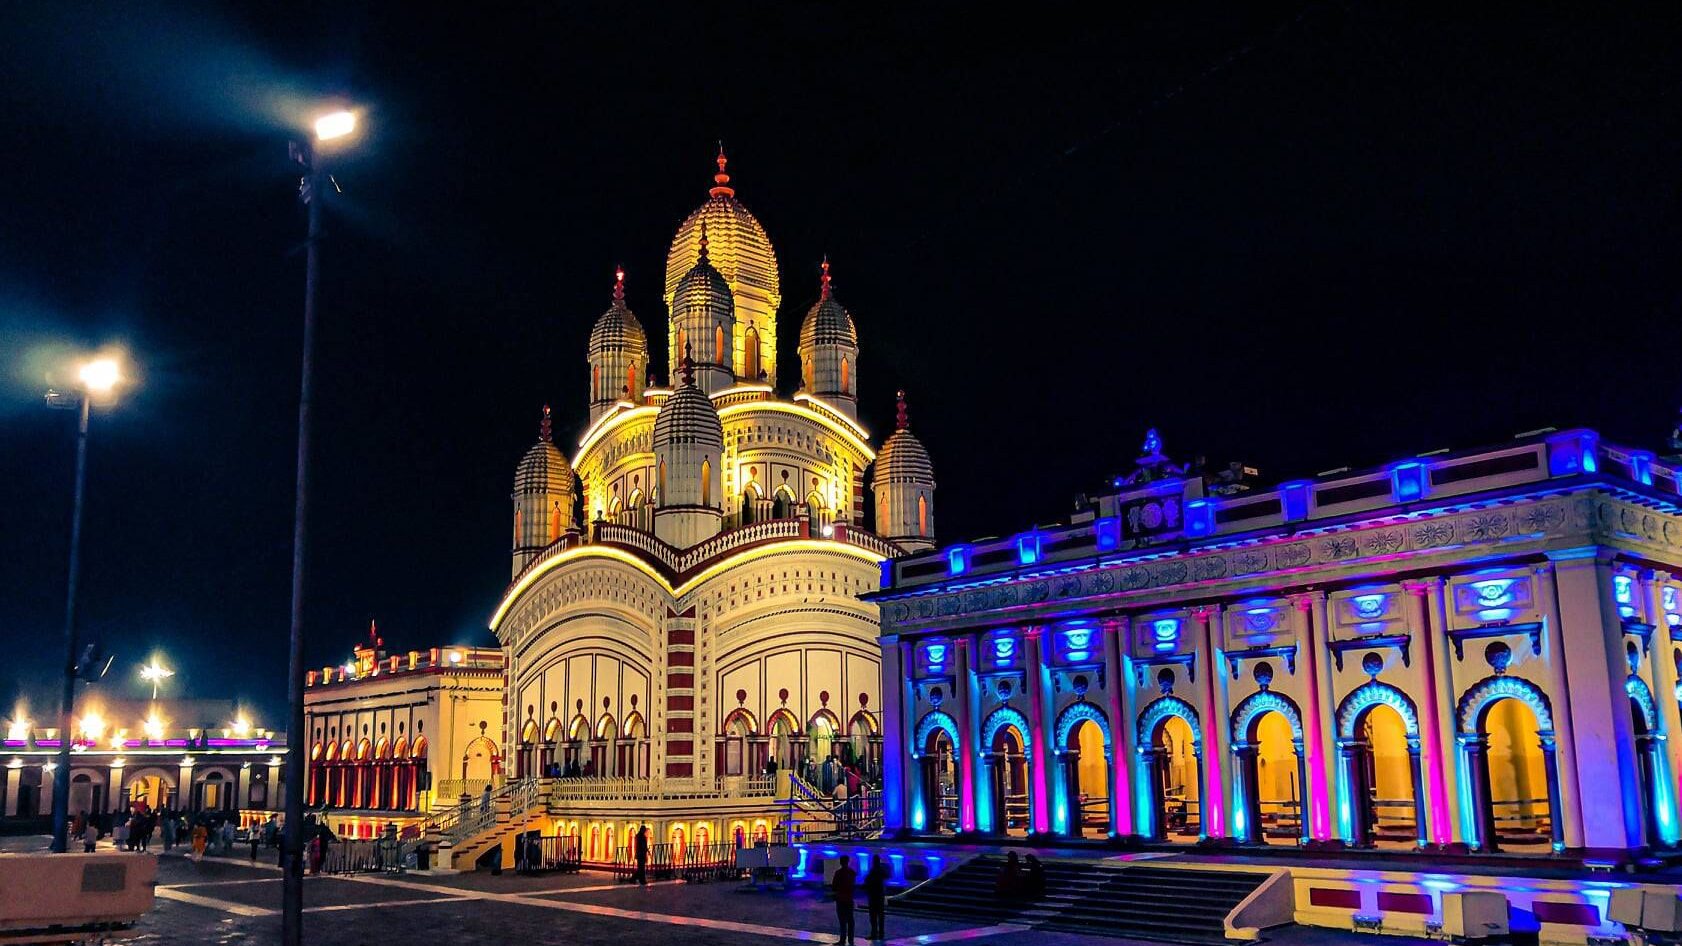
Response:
322,838,417,874
609,841,747,884
516,834,583,873
436,777,501,800
784,773,883,841
550,775,775,802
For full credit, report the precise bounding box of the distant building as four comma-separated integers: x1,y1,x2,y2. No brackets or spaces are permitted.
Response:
872,427,1682,865
302,623,503,839
3,697,282,823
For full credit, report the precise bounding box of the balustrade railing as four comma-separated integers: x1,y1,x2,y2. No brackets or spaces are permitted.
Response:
549,775,774,803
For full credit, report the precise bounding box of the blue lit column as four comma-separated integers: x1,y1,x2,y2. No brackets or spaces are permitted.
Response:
880,635,907,834
1534,558,1589,849
958,635,981,834
1643,571,1682,845
1024,627,1054,835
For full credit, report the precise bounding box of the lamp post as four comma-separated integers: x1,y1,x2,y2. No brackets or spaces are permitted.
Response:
282,108,356,946
140,659,173,701
45,356,123,853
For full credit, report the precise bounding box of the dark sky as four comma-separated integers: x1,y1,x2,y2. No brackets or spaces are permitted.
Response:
2,4,1678,724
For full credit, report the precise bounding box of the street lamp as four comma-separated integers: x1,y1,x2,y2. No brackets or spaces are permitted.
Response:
44,352,126,854
140,659,174,700
282,107,359,946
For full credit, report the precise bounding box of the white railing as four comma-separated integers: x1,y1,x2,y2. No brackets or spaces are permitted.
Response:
436,777,502,801
674,520,803,572
594,523,679,566
510,777,542,819
549,775,775,803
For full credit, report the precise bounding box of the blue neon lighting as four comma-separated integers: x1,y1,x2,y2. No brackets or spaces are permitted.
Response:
1016,533,1042,565
1547,430,1600,476
1094,517,1120,551
993,637,1016,664
1471,579,1515,608
1632,451,1655,486
947,546,970,575
1152,618,1179,653
1665,586,1678,614
925,643,947,667
1390,461,1428,503
1184,498,1215,537
1352,594,1387,619
1280,481,1311,521
1063,628,1092,650
1614,574,1636,618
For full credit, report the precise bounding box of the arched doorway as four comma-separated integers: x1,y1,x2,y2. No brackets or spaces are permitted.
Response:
767,709,802,772
596,715,618,777
720,710,755,777
619,712,647,778
807,711,840,768
1337,678,1426,849
1137,695,1202,841
982,707,1033,836
1230,687,1308,846
1457,673,1561,852
1055,702,1111,838
1628,672,1667,846
914,710,960,834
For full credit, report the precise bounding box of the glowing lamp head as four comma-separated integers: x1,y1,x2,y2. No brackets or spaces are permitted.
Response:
6,717,27,742
314,110,357,142
78,710,105,741
143,714,164,741
232,716,252,738
78,358,120,394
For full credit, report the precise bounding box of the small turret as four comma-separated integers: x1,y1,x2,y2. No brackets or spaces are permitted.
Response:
512,406,576,576
872,391,936,551
798,257,860,419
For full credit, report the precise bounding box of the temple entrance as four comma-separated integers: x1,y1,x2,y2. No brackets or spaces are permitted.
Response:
1628,673,1664,847
1063,718,1109,837
808,715,837,764
923,729,958,833
769,712,801,772
1336,680,1426,849
1142,710,1201,842
1481,698,1553,851
1234,710,1304,845
989,724,1031,836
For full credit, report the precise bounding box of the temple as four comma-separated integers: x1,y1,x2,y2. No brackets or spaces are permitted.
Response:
870,427,1682,864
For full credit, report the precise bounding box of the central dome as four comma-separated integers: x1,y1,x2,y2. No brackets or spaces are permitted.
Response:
665,149,781,384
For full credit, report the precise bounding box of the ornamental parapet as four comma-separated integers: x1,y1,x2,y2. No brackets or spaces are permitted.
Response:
548,775,775,805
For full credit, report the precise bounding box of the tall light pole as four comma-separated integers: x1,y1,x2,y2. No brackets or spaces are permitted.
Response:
45,355,123,853
282,108,357,946
140,659,173,701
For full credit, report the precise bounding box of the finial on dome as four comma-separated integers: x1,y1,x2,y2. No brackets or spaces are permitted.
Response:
613,265,625,304
895,390,909,431
540,404,553,443
698,221,710,264
819,256,832,298
681,342,696,386
709,143,735,198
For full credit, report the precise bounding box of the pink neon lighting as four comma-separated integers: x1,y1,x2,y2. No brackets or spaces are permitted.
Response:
1199,636,1226,838
1417,610,1453,844
1301,607,1334,839
959,737,976,831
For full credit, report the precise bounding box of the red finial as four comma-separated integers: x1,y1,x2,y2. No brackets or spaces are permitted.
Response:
368,619,378,647
681,342,696,386
540,404,553,442
819,256,831,298
710,142,734,198
697,221,710,263
895,390,909,431
613,265,625,304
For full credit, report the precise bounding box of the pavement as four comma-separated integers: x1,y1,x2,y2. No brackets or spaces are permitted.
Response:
1,835,1431,945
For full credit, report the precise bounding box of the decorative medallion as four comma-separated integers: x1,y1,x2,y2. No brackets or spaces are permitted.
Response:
1276,544,1312,568
1323,537,1359,560
1413,521,1455,548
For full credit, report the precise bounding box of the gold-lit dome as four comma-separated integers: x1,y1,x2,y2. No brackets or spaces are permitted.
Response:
799,258,857,350
665,148,781,385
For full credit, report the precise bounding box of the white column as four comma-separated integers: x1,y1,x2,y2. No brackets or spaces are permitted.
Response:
1645,571,1682,820
267,760,282,810
1195,606,1231,840
1024,627,1054,835
238,763,253,811
179,761,195,811
1404,579,1457,846
1103,616,1135,837
5,766,21,816
1533,563,1586,849
879,635,908,833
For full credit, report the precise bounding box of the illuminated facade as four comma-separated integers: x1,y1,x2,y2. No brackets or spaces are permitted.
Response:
874,428,1682,866
302,625,504,839
2,699,283,825
469,152,937,867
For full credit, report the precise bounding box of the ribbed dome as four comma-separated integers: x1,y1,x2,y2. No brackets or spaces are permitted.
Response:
876,429,934,485
664,153,780,319
800,261,857,348
589,274,647,354
653,377,724,449
515,419,573,494
671,253,734,322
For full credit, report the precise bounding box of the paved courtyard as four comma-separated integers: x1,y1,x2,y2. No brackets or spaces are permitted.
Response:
1,837,1421,945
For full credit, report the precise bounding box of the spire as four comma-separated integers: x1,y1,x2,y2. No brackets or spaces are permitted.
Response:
612,265,625,305
895,390,909,431
539,404,553,443
681,342,696,386
819,256,832,299
709,142,734,198
698,221,710,264
368,619,379,648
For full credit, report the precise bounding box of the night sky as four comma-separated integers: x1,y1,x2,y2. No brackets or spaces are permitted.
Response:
3,5,1678,724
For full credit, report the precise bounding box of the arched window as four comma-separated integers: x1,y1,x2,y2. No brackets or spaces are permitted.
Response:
918,494,928,536
513,508,522,546
744,326,761,380
677,329,687,363
715,324,728,371
550,502,563,541
627,362,637,397
658,460,667,500
840,357,850,393
701,460,712,506
592,364,600,400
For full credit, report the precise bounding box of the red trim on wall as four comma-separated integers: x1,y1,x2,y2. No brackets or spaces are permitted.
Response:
664,762,692,777
668,651,695,667
666,740,693,755
667,718,694,733
668,629,695,645
1533,902,1599,926
1377,892,1433,915
1309,888,1362,910
669,695,694,711
666,672,694,689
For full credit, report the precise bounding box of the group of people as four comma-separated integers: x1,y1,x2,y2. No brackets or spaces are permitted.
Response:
828,853,890,945
992,851,1046,900
72,806,257,862
543,757,597,779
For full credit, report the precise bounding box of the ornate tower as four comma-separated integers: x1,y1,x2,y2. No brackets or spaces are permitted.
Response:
587,267,648,421
872,391,936,552
797,257,860,419
652,350,725,547
668,225,738,395
665,148,781,386
512,406,576,576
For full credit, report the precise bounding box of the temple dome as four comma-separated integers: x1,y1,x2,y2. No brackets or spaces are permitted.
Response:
653,363,724,450
514,410,572,494
589,275,647,353
799,260,857,349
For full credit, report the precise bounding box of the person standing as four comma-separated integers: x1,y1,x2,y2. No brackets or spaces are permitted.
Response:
832,777,850,835
831,855,857,946
633,825,649,886
480,783,493,816
114,817,130,852
190,822,208,862
863,854,889,942
82,818,99,853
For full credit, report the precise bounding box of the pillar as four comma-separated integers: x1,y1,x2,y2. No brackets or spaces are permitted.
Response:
1195,606,1228,840
4,766,18,816
238,763,252,811
1103,616,1135,837
1407,743,1428,848
1460,734,1495,851
957,634,980,833
880,636,908,833
1643,571,1682,845
1405,579,1457,846
1340,741,1370,847
179,761,195,811
1549,550,1639,849
1024,627,1054,836
1232,744,1260,844
1533,562,1587,849
267,759,281,811
1293,593,1336,841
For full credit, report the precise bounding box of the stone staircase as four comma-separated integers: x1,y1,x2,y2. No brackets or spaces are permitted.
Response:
891,855,1274,944
427,778,546,871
